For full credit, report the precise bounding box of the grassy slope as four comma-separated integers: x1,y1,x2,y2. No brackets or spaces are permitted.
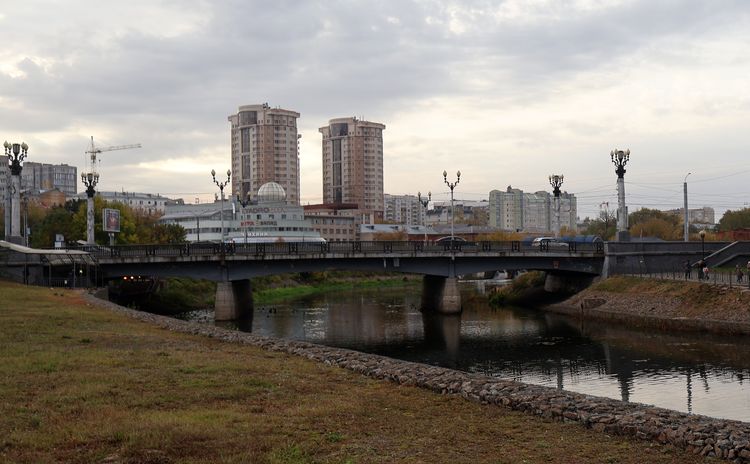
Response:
578,276,750,321
0,281,704,464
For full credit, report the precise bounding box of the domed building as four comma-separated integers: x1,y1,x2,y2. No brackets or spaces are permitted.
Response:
161,182,323,243
257,182,286,205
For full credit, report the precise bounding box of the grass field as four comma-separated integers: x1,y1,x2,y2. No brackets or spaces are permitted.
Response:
0,280,706,463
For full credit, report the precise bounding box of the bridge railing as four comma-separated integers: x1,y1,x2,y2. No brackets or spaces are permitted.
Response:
82,240,605,259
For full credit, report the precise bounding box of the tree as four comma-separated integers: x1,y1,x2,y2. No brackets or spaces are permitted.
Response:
718,208,750,232
31,206,77,248
580,208,616,240
628,208,682,240
150,223,186,244
71,198,141,245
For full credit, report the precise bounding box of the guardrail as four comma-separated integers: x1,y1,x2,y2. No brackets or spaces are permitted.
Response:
624,268,750,289
75,240,605,259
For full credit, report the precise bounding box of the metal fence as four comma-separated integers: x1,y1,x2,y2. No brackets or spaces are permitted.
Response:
624,268,750,289
76,240,605,259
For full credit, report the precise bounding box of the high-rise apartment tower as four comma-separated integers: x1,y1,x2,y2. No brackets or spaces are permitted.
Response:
319,117,385,218
228,103,300,204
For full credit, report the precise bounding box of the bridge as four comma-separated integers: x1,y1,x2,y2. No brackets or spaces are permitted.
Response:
1,239,604,319
86,240,604,319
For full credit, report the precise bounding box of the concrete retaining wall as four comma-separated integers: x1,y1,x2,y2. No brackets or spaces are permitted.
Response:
85,292,750,462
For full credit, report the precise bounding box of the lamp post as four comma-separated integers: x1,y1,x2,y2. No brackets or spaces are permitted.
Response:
417,191,431,242
443,170,460,243
683,173,691,242
549,174,563,238
211,169,231,243
81,171,99,244
699,229,706,261
4,141,28,242
236,192,252,243
610,148,630,241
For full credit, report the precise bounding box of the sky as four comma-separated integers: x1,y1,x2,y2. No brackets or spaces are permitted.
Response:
2,0,750,220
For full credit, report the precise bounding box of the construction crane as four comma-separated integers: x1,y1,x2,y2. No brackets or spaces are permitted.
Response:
85,136,141,173
81,136,142,245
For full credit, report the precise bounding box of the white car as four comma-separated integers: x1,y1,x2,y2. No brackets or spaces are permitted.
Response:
531,237,569,250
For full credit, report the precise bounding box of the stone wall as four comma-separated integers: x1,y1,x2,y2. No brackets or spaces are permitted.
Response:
85,292,750,462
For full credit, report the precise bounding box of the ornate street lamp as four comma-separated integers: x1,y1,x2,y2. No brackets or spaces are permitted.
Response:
610,148,630,240
4,141,28,241
235,192,253,243
443,170,460,244
549,174,563,238
417,191,431,242
683,173,691,242
81,171,100,244
211,169,231,243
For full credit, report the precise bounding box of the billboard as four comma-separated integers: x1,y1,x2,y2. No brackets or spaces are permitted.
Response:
103,208,121,233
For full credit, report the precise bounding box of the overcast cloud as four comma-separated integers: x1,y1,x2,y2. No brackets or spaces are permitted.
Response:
2,0,750,218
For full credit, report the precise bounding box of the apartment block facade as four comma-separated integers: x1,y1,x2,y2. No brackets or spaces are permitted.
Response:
666,206,716,225
319,117,385,219
228,103,301,205
489,186,577,233
383,194,425,225
1,161,77,203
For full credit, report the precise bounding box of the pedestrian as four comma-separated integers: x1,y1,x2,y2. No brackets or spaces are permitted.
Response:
737,264,744,283
697,259,705,280
703,265,710,281
684,260,691,279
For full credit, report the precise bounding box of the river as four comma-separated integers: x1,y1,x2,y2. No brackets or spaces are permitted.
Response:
178,281,750,422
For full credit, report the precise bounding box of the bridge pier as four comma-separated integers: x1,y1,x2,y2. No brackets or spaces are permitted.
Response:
215,279,253,321
421,275,462,314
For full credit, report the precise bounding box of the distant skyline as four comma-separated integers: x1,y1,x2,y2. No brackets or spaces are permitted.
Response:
2,1,750,220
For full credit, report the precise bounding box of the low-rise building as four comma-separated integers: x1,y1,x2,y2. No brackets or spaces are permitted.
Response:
161,182,322,243
303,203,384,242
74,191,173,215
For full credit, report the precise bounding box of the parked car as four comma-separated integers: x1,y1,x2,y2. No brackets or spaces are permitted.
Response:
530,237,569,250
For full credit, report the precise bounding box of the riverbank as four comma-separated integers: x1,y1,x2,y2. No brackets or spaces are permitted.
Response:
0,280,711,463
253,274,420,304
546,276,750,335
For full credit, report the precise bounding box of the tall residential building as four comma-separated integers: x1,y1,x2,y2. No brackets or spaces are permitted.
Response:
228,103,301,205
489,186,577,233
319,117,385,219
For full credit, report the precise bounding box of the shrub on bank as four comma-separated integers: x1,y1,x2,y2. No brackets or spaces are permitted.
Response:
489,271,546,306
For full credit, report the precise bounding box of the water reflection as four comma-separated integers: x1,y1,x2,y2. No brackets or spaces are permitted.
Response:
180,284,750,422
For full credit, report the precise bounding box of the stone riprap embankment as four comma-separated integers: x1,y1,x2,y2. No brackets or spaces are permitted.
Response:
84,293,750,462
